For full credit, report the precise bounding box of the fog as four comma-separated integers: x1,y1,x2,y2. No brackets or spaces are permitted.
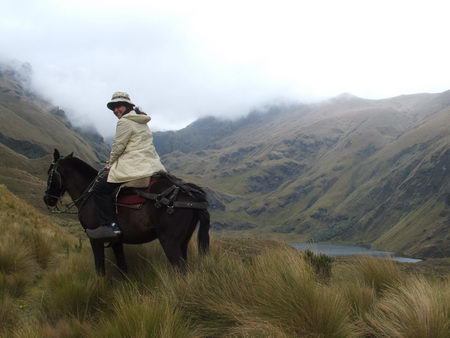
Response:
1,0,450,136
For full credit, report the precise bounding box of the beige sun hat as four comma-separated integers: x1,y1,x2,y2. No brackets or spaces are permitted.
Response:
107,91,135,110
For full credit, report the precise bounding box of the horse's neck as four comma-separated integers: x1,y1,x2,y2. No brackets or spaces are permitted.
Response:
64,169,95,201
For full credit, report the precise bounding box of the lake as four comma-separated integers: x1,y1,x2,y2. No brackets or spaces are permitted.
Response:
290,243,422,263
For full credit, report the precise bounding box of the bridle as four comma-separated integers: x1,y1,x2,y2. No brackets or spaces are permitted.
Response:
45,157,96,214
45,157,64,201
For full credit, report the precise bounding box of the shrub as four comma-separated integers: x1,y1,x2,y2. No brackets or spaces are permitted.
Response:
302,249,334,279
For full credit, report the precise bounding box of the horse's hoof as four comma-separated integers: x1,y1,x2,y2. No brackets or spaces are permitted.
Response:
86,226,120,240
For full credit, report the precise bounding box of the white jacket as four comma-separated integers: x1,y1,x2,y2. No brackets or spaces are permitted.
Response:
107,111,166,183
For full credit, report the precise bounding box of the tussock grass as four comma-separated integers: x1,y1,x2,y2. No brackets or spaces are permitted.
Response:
343,256,403,293
93,287,196,338
6,238,450,337
38,252,109,322
227,321,291,337
362,276,450,337
1,186,450,337
0,239,38,297
107,242,173,288
0,185,74,299
13,317,92,338
0,294,19,334
339,282,377,318
162,247,351,337
23,229,56,269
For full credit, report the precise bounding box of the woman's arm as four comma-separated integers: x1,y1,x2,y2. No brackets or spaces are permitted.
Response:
108,119,133,164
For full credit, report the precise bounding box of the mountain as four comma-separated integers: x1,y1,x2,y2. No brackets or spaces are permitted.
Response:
154,92,450,258
0,62,110,208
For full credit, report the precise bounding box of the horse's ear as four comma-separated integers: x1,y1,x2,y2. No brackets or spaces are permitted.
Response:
67,152,74,158
53,149,60,161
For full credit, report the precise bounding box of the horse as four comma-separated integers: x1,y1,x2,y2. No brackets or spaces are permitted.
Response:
43,149,210,275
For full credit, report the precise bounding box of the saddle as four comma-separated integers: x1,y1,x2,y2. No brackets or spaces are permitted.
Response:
113,173,208,214
114,176,158,209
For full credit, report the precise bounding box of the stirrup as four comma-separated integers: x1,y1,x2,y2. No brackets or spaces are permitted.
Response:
111,222,122,235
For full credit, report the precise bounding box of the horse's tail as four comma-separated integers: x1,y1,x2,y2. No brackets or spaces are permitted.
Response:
197,209,210,255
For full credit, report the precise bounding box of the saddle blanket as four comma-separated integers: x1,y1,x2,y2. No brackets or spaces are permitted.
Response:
116,177,158,205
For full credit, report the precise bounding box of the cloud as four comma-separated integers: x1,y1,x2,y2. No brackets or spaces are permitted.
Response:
1,0,450,136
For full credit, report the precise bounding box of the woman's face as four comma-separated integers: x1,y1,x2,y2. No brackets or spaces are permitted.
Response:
113,104,128,119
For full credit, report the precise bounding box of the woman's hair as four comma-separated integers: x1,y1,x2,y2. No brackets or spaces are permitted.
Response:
124,103,134,114
113,103,146,115
134,106,147,115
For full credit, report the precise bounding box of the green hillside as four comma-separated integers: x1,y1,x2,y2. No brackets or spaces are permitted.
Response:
156,92,450,258
0,63,109,209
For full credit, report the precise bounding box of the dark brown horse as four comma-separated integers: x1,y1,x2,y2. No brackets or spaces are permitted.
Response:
43,149,210,275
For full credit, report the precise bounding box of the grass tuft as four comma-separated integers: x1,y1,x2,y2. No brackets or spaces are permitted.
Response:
92,286,195,338
38,252,109,322
0,294,20,334
0,240,38,297
13,318,92,338
363,276,450,337
348,256,403,293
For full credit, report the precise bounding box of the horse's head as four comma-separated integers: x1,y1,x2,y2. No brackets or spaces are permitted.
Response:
43,149,72,207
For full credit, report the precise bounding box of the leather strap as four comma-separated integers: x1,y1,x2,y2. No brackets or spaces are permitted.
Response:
135,189,208,210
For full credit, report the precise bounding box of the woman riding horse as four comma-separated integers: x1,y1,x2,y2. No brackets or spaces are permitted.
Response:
90,91,166,240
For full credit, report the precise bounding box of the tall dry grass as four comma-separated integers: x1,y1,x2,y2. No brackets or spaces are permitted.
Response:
92,287,196,338
5,238,450,338
1,186,449,337
362,276,450,337
12,318,92,338
160,246,352,337
38,251,109,322
337,256,403,294
0,294,19,335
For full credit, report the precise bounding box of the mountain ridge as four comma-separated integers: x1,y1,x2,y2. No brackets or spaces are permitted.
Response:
0,62,110,209
154,91,450,258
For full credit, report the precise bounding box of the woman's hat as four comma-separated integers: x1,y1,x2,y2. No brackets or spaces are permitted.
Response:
107,91,135,110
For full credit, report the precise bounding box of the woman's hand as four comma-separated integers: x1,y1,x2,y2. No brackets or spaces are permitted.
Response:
104,163,111,169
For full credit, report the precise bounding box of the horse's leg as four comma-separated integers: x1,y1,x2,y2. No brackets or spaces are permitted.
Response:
158,235,186,272
90,239,105,275
180,218,197,261
111,242,127,274
181,239,189,262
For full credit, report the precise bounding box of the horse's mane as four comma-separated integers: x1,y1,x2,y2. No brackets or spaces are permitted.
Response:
158,171,208,203
63,156,99,180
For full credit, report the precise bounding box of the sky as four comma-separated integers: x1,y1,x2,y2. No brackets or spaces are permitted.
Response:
1,0,450,136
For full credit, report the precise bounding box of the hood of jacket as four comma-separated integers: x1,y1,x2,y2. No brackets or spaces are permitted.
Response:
122,110,151,124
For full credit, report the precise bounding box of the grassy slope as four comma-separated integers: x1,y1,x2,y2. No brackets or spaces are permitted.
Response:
0,90,100,165
0,144,52,209
1,185,449,337
0,68,107,211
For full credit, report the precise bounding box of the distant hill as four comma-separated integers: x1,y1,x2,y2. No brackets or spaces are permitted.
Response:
155,91,450,258
0,62,110,208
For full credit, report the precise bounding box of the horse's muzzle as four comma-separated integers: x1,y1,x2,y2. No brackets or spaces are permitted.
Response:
43,195,57,207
